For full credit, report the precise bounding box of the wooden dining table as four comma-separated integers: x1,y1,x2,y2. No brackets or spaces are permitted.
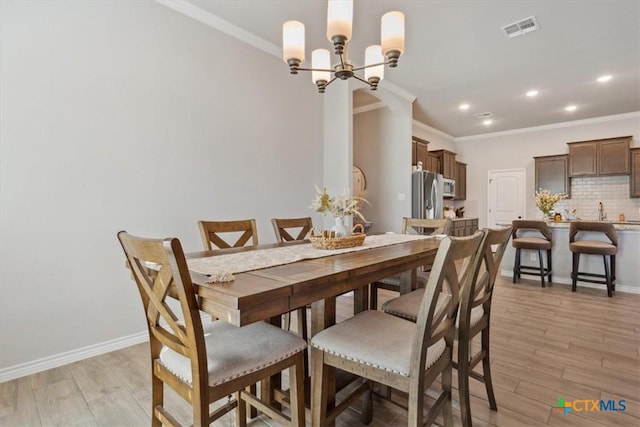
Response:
186,235,440,424
187,236,440,332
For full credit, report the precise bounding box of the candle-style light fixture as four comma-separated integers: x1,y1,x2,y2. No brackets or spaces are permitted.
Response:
282,0,405,93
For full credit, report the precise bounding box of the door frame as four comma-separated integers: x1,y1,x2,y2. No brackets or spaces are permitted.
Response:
487,168,526,227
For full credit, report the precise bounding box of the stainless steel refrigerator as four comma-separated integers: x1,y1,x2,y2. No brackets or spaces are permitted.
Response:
412,171,444,219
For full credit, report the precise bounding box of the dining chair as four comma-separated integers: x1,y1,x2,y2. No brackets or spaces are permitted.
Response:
370,217,453,310
380,227,512,426
271,217,313,243
117,231,306,427
310,230,486,427
271,217,313,375
569,221,618,297
198,219,258,250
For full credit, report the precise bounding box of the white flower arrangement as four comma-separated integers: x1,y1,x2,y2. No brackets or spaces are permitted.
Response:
310,187,368,220
535,189,567,216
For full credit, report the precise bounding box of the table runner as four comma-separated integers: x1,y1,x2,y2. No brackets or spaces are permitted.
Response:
187,233,440,282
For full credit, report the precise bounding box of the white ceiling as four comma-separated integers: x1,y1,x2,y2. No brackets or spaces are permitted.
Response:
183,0,640,138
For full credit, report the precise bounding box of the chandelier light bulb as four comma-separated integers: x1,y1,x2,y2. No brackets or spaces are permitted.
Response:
282,21,305,70
381,11,405,66
327,0,353,53
364,45,384,88
312,49,331,81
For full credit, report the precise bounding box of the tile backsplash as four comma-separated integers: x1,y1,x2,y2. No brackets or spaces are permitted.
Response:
553,176,640,221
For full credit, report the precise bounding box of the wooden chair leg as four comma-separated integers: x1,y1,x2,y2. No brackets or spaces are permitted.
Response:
311,348,329,427
289,353,305,427
296,308,309,377
361,380,373,424
547,249,553,283
611,254,616,291
512,249,520,283
603,255,613,297
236,390,247,427
441,362,454,427
571,252,579,292
457,342,472,427
482,327,497,410
151,374,163,427
537,249,545,287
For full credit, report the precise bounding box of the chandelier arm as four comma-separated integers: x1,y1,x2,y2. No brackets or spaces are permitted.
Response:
295,67,334,72
351,61,391,72
324,76,339,88
351,74,374,87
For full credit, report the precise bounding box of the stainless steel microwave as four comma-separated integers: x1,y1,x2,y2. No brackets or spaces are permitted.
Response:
443,178,456,198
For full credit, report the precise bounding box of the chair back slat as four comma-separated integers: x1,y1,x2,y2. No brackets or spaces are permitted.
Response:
460,226,512,328
118,231,208,384
272,217,313,242
410,230,486,375
198,219,259,250
402,217,453,236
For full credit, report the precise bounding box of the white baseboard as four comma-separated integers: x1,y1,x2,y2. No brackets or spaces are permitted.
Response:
0,331,149,383
500,270,640,295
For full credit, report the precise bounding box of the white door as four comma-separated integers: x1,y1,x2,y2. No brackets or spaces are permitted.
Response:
488,169,526,227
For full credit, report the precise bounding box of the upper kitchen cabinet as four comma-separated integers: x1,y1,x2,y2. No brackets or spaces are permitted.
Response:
429,149,457,179
454,161,467,200
412,136,429,168
568,136,631,177
631,147,640,198
534,154,570,198
425,152,440,174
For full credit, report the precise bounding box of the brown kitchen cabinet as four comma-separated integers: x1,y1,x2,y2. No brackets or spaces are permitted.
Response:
451,218,478,237
454,161,467,200
534,154,570,197
425,152,441,173
568,136,631,177
631,147,640,198
412,136,429,168
429,149,457,178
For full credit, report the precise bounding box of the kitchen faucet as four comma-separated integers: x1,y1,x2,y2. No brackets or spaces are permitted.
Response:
598,202,607,220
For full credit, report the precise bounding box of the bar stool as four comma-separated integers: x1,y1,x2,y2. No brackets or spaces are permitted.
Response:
569,221,618,297
511,220,553,287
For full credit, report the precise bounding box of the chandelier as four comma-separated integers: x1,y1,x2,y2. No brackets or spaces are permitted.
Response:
282,0,405,93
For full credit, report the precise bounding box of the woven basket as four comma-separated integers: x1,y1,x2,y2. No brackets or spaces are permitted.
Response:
310,224,366,250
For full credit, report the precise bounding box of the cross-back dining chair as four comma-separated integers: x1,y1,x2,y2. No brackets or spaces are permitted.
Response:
117,231,306,427
271,217,313,376
271,217,313,243
370,217,453,310
198,219,258,250
381,226,513,426
310,230,486,427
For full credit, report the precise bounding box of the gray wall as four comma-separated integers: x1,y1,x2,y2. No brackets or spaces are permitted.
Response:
0,1,322,372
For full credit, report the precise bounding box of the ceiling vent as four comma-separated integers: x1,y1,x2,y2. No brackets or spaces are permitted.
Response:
501,16,540,39
474,112,493,119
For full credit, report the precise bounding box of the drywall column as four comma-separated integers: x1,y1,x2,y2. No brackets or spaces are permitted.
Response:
322,80,354,229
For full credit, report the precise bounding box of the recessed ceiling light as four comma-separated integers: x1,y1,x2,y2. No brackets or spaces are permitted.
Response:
565,105,577,112
459,103,470,110
597,74,612,83
526,90,539,97
483,119,493,126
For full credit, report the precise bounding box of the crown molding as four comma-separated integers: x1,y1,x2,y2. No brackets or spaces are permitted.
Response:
353,102,386,115
155,0,281,58
456,111,640,142
412,119,455,140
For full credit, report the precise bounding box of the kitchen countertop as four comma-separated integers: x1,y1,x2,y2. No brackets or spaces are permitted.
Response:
497,220,640,231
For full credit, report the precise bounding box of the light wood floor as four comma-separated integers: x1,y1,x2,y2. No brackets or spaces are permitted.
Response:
1,275,639,426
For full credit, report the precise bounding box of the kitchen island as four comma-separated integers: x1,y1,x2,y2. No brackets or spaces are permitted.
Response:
500,221,640,294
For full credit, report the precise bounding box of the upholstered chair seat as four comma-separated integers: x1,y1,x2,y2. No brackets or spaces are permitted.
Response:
569,240,617,256
311,311,446,377
512,236,551,250
159,321,306,387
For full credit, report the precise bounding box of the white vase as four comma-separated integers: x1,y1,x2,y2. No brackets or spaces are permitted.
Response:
332,217,348,237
